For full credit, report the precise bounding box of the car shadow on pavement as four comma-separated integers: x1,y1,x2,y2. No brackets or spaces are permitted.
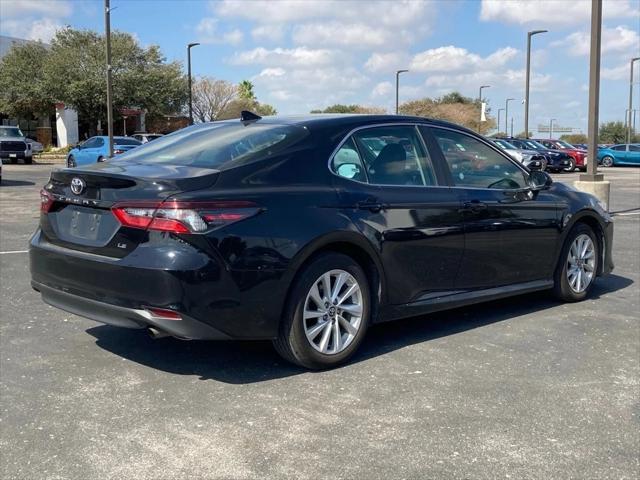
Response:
87,273,632,384
0,179,36,187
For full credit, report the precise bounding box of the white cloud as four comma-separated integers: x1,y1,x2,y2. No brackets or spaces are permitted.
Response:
480,0,640,25
365,52,411,73
602,63,630,80
410,46,518,72
293,22,393,48
195,18,243,45
371,81,394,98
251,25,285,43
256,68,286,78
0,0,71,42
1,0,72,17
552,25,640,56
230,47,336,67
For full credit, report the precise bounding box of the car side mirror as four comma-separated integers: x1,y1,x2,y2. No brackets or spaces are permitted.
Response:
529,170,553,190
337,163,361,179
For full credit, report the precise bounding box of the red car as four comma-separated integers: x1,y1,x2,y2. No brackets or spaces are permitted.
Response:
532,139,587,172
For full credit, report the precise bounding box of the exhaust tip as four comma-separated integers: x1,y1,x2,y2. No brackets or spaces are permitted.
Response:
148,327,170,340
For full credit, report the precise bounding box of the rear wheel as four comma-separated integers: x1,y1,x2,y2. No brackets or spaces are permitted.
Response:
601,155,614,167
553,223,598,302
273,253,370,369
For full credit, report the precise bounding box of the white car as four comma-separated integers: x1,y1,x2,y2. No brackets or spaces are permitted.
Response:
131,133,164,144
26,138,44,154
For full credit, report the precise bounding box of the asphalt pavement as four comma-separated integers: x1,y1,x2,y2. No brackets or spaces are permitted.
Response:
1,162,638,480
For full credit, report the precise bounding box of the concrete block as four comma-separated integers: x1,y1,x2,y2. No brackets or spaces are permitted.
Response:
573,180,611,211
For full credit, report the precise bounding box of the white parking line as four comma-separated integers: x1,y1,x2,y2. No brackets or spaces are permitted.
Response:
613,212,640,216
0,250,28,255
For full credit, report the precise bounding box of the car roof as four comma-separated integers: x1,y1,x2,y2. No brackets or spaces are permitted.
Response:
211,113,474,133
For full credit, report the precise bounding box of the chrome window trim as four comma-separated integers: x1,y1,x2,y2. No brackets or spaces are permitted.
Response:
327,122,531,191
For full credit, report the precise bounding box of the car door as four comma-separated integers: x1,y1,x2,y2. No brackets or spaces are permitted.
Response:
627,144,640,164
330,124,465,305
611,145,629,163
74,138,95,165
427,127,562,289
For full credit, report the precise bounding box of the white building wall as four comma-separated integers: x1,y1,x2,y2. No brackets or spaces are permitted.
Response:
55,105,79,147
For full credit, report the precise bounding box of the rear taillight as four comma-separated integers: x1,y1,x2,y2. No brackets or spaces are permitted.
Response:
112,200,260,234
40,189,54,213
113,149,124,155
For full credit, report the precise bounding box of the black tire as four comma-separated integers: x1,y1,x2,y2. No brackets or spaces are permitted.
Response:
24,156,33,165
553,223,599,302
97,156,104,163
273,252,371,369
67,155,76,168
563,157,576,172
9,158,17,164
601,156,614,167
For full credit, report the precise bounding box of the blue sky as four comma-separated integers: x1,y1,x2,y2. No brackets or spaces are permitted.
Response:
1,0,639,134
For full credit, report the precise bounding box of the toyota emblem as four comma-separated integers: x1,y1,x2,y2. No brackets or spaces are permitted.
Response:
70,177,85,195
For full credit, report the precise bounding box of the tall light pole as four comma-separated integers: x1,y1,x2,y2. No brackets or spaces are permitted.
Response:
505,98,515,134
497,108,505,133
104,0,114,158
478,85,490,132
395,69,408,115
549,118,556,139
187,42,200,125
627,57,640,144
524,29,547,139
510,117,514,137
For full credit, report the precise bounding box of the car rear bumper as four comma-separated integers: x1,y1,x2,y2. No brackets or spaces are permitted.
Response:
31,280,231,339
29,229,285,340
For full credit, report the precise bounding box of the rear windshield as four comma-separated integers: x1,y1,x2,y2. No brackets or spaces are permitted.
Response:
115,138,142,146
114,122,309,169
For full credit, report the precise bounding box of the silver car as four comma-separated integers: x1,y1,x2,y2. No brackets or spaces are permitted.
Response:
491,138,547,171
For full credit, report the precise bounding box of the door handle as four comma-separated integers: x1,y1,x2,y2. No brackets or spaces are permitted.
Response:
357,199,386,213
462,200,488,213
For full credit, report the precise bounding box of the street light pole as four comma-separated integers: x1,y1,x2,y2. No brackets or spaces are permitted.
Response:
104,0,113,158
549,118,556,139
525,30,547,139
497,108,505,133
478,85,490,132
395,69,409,115
510,117,514,137
627,57,640,144
505,98,515,134
187,42,200,125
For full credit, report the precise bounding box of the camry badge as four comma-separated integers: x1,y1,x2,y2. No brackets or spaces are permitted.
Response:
70,177,85,195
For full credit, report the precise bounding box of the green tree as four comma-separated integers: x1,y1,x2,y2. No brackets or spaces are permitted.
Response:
0,42,54,118
515,131,533,138
400,92,496,133
598,121,627,144
43,28,187,133
560,133,588,144
238,80,256,101
311,104,385,114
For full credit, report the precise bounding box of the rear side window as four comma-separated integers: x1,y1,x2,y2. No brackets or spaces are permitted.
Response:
114,122,309,170
331,125,437,186
629,145,639,152
432,128,527,190
115,138,141,146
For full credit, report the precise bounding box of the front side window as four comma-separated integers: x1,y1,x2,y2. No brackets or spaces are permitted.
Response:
81,137,99,149
432,128,527,190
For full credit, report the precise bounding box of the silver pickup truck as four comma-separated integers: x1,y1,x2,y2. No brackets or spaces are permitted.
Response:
0,126,33,164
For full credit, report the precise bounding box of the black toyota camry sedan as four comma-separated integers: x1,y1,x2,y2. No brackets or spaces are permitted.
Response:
30,113,614,369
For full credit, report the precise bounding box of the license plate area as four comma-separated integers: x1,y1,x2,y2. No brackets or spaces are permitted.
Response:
50,205,120,247
9,153,17,158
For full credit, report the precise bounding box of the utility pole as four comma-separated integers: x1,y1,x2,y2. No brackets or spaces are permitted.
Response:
187,42,200,126
478,85,490,132
104,0,114,158
510,117,514,137
524,30,547,139
627,57,640,144
497,108,505,133
395,69,409,115
575,0,609,210
505,98,514,134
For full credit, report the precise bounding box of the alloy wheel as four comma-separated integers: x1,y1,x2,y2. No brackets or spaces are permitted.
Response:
303,269,363,355
566,234,596,293
601,156,613,167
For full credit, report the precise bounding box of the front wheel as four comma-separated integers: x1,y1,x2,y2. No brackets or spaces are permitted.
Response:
24,155,33,165
563,158,576,172
273,253,371,369
67,155,76,168
553,224,599,302
601,156,614,167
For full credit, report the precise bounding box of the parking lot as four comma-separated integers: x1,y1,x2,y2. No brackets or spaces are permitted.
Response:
1,162,638,479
